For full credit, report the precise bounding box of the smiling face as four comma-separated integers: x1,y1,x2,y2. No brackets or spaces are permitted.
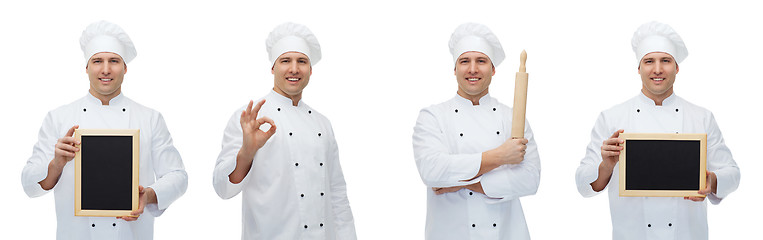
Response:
87,52,126,104
272,52,312,105
454,51,495,104
638,52,679,104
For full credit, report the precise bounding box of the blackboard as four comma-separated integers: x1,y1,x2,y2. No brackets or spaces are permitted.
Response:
618,133,706,197
74,129,140,217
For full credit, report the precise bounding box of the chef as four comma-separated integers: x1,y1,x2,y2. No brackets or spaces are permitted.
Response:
412,23,541,240
20,20,188,240
575,21,741,240
213,22,357,240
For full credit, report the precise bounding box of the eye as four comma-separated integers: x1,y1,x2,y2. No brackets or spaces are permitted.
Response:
299,59,308,64
110,59,120,63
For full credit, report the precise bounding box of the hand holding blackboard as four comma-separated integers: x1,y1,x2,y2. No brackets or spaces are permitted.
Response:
685,171,718,201
590,129,625,192
39,125,80,191
117,185,157,220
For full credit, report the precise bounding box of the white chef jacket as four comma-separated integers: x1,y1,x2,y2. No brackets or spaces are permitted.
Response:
21,93,188,240
575,93,741,240
213,90,356,240
413,94,541,240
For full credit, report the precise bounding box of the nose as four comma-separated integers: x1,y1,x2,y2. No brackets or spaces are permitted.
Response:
101,62,112,76
653,61,663,75
468,61,478,74
288,61,299,74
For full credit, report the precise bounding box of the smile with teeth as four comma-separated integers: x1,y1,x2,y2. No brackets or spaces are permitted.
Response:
100,78,112,82
287,77,300,82
467,78,480,82
652,78,664,81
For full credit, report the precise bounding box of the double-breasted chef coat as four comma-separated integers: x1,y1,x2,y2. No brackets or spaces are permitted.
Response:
213,90,357,240
575,93,741,240
21,93,188,240
413,94,541,240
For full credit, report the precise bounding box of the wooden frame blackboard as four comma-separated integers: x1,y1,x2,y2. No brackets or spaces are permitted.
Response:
74,129,140,217
618,133,706,197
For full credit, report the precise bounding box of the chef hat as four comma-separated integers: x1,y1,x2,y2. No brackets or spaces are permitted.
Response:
266,22,322,66
449,23,506,66
80,20,137,64
631,21,688,64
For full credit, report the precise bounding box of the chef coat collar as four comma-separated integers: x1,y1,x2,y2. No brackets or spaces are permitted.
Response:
85,92,126,106
454,93,492,106
268,89,302,107
637,91,677,107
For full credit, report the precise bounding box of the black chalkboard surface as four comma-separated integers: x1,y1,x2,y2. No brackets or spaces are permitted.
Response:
75,129,140,217
618,133,706,197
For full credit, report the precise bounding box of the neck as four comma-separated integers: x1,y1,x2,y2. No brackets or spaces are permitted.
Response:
457,90,488,106
273,87,301,106
641,88,673,106
89,89,120,105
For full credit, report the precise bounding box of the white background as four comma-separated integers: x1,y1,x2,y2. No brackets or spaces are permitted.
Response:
1,0,760,239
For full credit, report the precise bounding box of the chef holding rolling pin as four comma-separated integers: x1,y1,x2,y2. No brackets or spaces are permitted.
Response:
412,22,540,240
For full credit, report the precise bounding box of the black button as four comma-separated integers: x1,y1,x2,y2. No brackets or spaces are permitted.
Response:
301,194,304,197
289,132,293,136
675,109,679,112
469,192,473,195
92,224,95,227
668,223,673,227
113,223,116,227
637,109,640,113
493,223,497,227
647,224,651,227
308,110,312,114
122,108,126,112
295,163,299,166
83,108,87,112
496,131,500,135
472,224,476,227
318,133,322,137
459,133,463,137
455,109,459,113
320,223,324,227
493,108,496,111
319,163,323,166
304,225,308,229
277,108,281,111
320,192,324,196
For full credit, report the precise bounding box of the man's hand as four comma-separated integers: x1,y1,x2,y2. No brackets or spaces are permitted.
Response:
39,125,79,190
600,129,624,167
590,129,624,192
492,138,528,165
432,182,484,195
119,185,156,221
685,171,718,202
230,100,277,183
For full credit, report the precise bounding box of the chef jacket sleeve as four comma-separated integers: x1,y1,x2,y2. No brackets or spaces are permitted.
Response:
213,110,247,199
413,108,482,188
576,112,611,197
704,113,740,204
326,125,357,240
144,113,188,217
21,111,58,197
480,121,541,203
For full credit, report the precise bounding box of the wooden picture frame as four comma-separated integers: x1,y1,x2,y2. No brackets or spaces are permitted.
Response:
618,133,706,197
74,129,140,217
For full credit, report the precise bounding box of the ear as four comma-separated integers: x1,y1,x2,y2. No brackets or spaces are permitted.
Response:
271,66,275,74
492,65,496,76
124,63,128,74
675,64,680,73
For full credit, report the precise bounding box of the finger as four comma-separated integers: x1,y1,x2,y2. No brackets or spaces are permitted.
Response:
610,129,625,139
603,137,624,146
601,150,621,157
59,136,78,145
65,125,79,137
56,142,79,153
601,144,623,152
55,148,77,158
252,99,266,119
